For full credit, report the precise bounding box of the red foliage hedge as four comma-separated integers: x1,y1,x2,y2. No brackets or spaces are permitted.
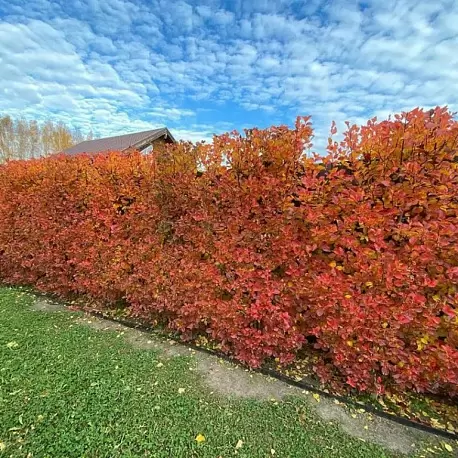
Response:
1,107,457,396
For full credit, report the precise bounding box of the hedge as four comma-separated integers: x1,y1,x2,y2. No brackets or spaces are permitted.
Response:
0,107,457,396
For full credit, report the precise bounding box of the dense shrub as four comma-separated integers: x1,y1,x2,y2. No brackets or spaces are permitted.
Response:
0,107,457,396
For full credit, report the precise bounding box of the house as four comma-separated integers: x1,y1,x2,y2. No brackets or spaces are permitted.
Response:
63,127,176,155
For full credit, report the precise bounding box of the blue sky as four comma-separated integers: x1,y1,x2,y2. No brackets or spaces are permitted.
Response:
0,0,457,150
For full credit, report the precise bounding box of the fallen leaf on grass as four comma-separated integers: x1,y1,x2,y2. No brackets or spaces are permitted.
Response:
430,418,447,429
6,341,19,349
0,442,6,451
443,443,453,452
156,362,164,368
312,393,320,403
235,439,244,449
178,388,185,394
195,434,205,443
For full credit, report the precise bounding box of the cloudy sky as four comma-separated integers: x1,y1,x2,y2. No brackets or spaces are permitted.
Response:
0,0,457,149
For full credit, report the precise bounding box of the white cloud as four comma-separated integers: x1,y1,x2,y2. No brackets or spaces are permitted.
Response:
172,128,214,143
0,17,199,139
0,0,456,154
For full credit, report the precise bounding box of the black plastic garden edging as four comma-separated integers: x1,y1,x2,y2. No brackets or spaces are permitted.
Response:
86,309,458,442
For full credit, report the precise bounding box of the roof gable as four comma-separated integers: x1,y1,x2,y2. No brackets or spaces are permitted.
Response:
63,127,175,155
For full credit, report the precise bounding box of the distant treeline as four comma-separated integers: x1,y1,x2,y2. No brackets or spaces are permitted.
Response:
0,115,93,162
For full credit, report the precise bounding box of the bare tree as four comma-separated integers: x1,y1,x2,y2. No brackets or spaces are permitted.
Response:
0,116,14,162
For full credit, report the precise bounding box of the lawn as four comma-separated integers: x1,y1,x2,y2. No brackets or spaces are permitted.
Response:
0,287,452,458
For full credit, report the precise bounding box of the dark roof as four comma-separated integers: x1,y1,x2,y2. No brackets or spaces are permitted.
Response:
63,127,176,155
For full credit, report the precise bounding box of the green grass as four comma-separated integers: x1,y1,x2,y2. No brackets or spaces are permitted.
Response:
0,287,449,457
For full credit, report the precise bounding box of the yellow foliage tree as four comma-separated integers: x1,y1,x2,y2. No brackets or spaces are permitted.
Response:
0,115,91,162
